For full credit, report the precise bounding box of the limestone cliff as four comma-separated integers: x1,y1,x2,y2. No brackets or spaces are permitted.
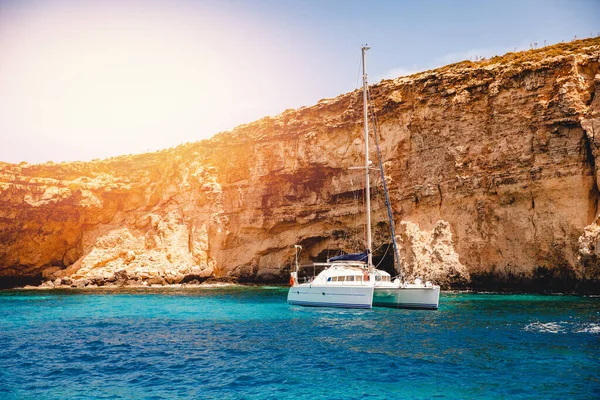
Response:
1,38,600,291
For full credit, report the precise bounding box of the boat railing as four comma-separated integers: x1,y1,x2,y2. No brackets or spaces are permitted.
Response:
294,264,327,282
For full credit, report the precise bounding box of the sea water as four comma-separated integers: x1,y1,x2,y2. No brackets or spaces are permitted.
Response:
0,288,598,399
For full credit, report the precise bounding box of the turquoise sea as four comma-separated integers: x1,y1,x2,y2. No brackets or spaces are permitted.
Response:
0,287,598,399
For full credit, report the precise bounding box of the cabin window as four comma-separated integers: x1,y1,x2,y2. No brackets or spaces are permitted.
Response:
327,277,331,282
347,276,354,282
356,275,363,282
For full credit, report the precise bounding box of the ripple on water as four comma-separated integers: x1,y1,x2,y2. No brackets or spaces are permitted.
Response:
524,320,600,334
0,289,598,399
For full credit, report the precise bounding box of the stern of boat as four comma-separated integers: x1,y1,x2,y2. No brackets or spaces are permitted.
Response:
373,282,440,310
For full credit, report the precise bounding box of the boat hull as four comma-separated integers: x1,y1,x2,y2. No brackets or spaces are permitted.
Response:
287,284,374,309
373,286,440,310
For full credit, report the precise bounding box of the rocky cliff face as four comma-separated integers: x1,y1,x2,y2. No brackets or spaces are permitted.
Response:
1,38,600,291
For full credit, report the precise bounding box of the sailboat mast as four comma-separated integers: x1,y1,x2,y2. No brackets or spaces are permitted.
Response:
361,45,373,270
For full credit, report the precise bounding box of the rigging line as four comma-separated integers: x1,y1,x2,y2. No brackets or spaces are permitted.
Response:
349,177,358,252
355,53,363,90
334,171,350,250
361,160,367,252
371,239,390,254
366,87,404,281
374,241,392,269
355,180,362,252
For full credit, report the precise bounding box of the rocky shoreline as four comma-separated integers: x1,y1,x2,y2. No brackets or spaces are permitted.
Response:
31,275,243,290
20,281,241,290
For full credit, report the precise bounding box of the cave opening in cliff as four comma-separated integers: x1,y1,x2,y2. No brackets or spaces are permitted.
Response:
581,127,600,222
372,244,397,277
311,244,397,277
0,275,44,290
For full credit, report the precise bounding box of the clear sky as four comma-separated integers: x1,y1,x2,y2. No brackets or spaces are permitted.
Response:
0,0,599,164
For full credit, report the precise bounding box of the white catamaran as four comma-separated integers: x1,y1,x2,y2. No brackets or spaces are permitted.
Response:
287,46,440,310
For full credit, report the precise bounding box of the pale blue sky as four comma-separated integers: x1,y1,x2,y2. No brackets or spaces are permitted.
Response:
0,0,598,163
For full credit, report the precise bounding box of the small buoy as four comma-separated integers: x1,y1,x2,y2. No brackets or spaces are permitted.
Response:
363,271,369,281
289,276,295,286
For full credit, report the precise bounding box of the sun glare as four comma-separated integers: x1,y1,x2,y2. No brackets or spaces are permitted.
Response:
0,1,274,163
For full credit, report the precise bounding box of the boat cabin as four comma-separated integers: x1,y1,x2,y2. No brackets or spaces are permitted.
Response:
307,263,393,285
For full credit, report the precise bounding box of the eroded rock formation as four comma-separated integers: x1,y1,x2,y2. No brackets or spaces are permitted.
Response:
396,220,470,287
1,38,600,291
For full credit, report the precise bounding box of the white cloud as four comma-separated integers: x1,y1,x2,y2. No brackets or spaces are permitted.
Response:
433,46,512,66
375,66,422,82
378,44,523,83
